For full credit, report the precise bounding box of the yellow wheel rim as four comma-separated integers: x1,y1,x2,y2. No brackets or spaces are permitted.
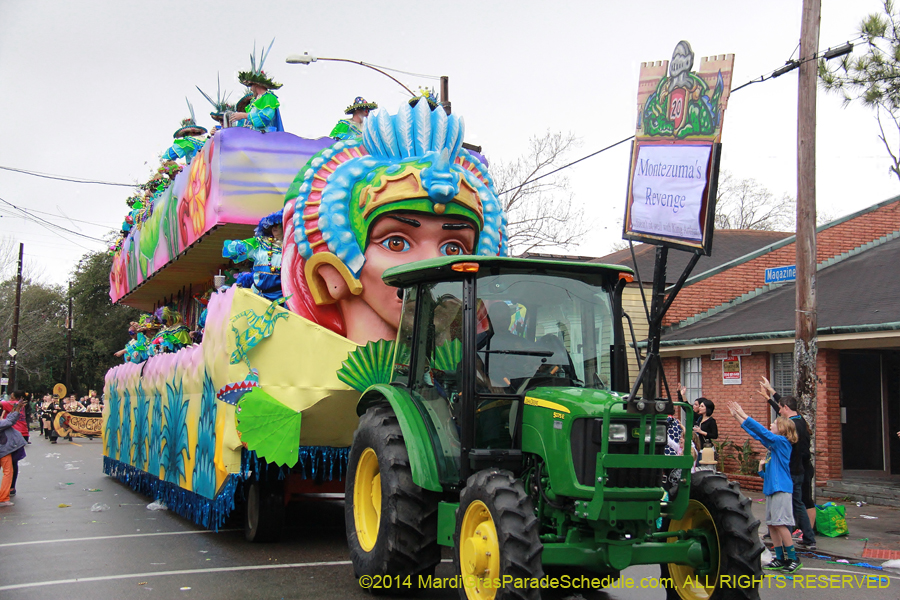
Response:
666,499,720,600
459,500,501,600
353,447,381,552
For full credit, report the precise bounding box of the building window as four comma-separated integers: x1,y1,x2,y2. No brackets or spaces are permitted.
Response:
681,357,702,401
771,353,793,397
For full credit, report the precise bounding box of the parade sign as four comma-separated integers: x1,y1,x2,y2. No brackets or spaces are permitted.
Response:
623,41,734,254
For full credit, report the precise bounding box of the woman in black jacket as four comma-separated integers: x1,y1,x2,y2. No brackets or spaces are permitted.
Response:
692,397,718,448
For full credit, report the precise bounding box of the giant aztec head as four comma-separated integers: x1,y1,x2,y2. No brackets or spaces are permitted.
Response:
282,101,508,344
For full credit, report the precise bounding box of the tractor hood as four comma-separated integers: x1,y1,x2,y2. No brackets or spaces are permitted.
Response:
521,386,631,420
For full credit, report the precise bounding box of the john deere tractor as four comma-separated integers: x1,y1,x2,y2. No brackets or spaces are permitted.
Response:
345,255,763,600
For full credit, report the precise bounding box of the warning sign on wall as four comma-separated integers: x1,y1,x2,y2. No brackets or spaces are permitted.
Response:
722,357,742,385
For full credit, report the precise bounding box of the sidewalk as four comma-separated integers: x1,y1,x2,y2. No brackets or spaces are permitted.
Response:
742,489,900,563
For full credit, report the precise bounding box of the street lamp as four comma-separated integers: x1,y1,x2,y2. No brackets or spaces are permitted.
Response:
286,53,416,97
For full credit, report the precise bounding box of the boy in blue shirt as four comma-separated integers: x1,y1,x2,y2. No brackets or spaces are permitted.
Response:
727,401,801,573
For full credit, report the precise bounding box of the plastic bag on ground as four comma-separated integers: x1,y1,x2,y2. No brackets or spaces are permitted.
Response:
91,503,110,512
146,500,168,511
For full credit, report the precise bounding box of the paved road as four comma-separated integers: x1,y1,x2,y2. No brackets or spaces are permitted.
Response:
1,437,896,600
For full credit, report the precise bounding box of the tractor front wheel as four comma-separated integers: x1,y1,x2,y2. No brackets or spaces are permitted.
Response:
661,471,764,600
454,469,543,600
345,405,440,583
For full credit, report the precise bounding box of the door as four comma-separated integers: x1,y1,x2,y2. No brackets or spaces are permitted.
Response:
840,352,884,471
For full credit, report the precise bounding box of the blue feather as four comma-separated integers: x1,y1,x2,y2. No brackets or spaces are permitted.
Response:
413,99,431,155
395,103,414,158
431,108,448,152
196,86,216,109
446,115,464,159
363,116,384,156
260,38,275,72
377,111,400,158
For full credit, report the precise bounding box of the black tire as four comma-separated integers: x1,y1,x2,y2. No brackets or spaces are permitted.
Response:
660,471,764,600
454,469,542,600
345,404,440,583
244,479,285,542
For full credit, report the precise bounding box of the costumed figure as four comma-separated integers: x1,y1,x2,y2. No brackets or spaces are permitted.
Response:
149,307,192,355
282,99,508,345
163,100,208,165
222,211,284,301
229,40,284,133
330,96,378,140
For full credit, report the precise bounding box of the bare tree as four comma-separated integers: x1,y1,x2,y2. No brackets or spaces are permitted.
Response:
714,170,796,231
489,131,592,254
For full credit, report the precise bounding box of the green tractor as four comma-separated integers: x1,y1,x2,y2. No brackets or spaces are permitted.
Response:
345,255,763,600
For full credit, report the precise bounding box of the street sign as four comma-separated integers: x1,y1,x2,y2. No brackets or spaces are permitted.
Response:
7,349,16,357
0,378,8,386
765,265,796,284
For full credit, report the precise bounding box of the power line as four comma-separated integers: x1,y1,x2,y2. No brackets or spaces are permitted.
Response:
0,165,135,187
0,197,108,243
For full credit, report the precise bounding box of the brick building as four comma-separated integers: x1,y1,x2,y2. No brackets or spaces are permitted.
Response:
597,196,900,495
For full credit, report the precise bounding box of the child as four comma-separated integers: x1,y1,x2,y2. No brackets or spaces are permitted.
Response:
727,401,800,573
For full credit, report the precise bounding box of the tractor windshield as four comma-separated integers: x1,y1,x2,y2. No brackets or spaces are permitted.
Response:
474,271,615,394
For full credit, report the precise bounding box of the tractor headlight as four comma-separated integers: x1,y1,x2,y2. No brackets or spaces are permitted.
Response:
608,423,628,442
644,424,667,443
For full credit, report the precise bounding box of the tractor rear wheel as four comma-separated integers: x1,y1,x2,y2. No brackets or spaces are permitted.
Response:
660,471,764,600
345,404,440,583
454,469,542,600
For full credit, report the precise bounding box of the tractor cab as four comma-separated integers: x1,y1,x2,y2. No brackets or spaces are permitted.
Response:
382,255,628,487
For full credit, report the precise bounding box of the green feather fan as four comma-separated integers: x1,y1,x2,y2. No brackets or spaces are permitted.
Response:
337,339,395,392
235,388,302,468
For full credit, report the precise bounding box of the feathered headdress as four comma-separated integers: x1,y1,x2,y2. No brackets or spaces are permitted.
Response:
174,99,208,138
238,39,282,90
197,75,235,124
344,96,378,115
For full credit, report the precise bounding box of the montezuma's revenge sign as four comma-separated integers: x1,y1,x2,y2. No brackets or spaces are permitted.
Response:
623,41,734,254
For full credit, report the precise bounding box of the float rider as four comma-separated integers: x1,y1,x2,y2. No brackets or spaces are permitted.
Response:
330,97,377,140
229,41,283,132
163,115,207,165
222,211,284,301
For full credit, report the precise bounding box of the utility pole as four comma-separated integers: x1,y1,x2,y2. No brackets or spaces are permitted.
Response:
796,0,820,478
440,76,451,115
8,243,23,392
65,281,73,391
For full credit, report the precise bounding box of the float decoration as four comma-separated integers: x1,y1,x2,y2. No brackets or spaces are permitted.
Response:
229,297,290,368
235,387,302,468
336,339,395,392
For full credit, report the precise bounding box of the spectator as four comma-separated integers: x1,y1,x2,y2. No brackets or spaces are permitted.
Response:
692,397,718,448
0,391,29,497
0,396,27,506
727,401,801,574
758,377,816,551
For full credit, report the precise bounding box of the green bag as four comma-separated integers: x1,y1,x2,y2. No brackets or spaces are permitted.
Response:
816,502,849,537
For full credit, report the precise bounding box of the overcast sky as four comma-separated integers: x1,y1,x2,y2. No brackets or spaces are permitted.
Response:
0,0,896,285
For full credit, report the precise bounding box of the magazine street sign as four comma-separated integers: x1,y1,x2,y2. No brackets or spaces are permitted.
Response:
765,265,796,284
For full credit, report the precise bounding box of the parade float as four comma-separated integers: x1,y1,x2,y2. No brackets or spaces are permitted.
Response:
102,94,508,538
